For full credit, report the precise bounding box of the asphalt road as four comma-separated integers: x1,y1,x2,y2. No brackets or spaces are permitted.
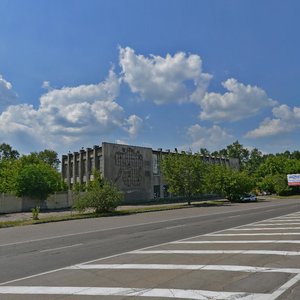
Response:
0,198,300,299
0,198,299,282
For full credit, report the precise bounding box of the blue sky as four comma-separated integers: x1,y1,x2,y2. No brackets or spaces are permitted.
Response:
0,0,300,156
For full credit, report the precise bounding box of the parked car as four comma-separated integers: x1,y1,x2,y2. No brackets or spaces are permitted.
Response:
240,194,257,202
262,191,271,196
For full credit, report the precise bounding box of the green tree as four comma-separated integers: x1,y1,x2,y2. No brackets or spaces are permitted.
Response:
14,162,61,201
34,149,60,170
256,155,286,177
226,140,250,169
206,164,255,202
255,155,300,195
74,170,123,213
0,159,19,193
245,148,264,175
211,148,228,158
161,152,208,205
291,151,300,160
0,143,19,161
258,175,276,194
199,148,210,156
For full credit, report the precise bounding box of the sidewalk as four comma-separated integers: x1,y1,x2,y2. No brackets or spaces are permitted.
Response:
0,202,193,223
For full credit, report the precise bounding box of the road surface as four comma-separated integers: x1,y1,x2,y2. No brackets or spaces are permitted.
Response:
0,198,300,299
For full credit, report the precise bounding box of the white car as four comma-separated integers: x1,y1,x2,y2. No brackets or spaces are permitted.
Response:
240,194,257,202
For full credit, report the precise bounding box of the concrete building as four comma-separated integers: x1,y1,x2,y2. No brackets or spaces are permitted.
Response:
61,142,239,202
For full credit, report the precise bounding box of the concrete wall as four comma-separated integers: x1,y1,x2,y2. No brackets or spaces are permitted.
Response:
0,194,22,213
0,192,73,214
102,142,153,202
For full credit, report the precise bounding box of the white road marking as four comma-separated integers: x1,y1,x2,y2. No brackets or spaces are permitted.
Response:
67,263,300,274
208,232,300,236
171,240,300,244
270,273,300,299
228,214,244,218
2,208,300,300
273,217,300,220
0,286,267,299
230,227,300,230
250,222,300,226
132,250,300,256
165,225,186,230
39,243,83,253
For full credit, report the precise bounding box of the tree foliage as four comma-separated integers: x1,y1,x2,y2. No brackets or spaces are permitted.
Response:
206,164,255,202
0,144,63,198
32,149,60,170
207,140,300,196
74,170,123,213
14,162,61,200
0,159,19,193
211,140,250,169
161,152,208,204
0,143,19,161
255,155,300,195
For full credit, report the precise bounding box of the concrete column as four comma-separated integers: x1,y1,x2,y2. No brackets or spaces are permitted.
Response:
66,154,71,188
73,152,77,184
86,148,91,185
92,146,97,171
79,149,84,185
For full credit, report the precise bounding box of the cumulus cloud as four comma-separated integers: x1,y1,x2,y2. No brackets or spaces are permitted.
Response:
246,104,300,138
125,114,144,138
0,70,143,153
199,78,277,122
0,75,18,111
119,47,212,104
184,124,234,151
40,69,120,108
119,47,277,124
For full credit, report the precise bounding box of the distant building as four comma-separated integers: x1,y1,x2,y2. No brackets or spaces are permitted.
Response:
61,142,239,202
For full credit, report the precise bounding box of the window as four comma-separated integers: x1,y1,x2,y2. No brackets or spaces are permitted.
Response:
153,154,159,175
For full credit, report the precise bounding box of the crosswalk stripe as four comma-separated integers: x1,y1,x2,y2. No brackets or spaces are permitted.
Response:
231,227,300,230
66,263,300,274
250,223,300,226
207,233,300,236
131,250,300,256
0,286,268,299
171,240,300,244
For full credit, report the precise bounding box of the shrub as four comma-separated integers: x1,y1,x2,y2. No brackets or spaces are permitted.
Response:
74,171,123,213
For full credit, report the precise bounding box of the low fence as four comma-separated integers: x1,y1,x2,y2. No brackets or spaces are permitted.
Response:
0,192,74,214
0,192,223,214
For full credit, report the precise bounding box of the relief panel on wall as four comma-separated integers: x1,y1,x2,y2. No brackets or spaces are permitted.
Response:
114,147,143,187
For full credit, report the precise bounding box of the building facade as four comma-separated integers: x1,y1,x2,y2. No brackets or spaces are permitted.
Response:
61,142,239,202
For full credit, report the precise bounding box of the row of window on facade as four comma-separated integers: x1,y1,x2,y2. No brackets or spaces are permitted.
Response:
63,152,230,180
62,155,103,179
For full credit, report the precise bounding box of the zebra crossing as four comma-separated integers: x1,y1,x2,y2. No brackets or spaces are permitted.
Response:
2,211,300,299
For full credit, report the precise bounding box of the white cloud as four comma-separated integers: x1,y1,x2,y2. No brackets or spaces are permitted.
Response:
119,47,212,105
246,104,300,138
125,114,144,138
40,69,120,108
0,75,18,111
42,81,51,90
0,70,143,153
199,78,277,122
184,124,234,151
